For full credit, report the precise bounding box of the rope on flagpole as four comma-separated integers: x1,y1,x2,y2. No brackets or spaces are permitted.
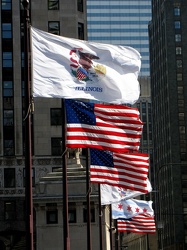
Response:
86,186,92,197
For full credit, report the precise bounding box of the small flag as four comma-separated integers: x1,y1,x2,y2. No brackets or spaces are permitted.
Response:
31,27,141,104
65,100,143,153
112,199,154,219
117,214,156,234
90,149,149,192
100,179,152,205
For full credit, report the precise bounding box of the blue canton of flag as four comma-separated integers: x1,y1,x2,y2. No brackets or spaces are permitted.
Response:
91,149,113,167
65,100,95,124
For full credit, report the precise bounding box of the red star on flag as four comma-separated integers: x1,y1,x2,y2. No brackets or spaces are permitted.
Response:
135,207,140,212
143,208,148,213
127,205,132,212
118,203,123,210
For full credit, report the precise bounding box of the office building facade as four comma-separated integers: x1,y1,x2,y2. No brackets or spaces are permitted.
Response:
149,0,187,249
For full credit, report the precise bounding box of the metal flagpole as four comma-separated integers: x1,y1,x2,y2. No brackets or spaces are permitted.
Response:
110,204,113,250
61,99,70,250
22,1,34,249
98,184,104,250
86,149,92,250
115,220,119,250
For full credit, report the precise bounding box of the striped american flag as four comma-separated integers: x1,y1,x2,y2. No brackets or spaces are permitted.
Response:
117,214,156,234
65,99,143,153
90,149,149,193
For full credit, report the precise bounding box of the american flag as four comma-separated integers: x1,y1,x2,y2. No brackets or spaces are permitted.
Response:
117,214,156,234
90,149,149,193
65,99,143,153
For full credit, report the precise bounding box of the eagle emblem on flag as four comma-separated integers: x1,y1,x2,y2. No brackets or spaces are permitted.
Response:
70,48,106,82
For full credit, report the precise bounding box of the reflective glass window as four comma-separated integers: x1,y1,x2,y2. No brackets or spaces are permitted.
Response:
3,81,13,96
3,52,12,67
48,0,59,10
175,21,181,29
2,0,11,10
2,23,12,38
48,21,60,35
175,34,181,42
174,7,180,16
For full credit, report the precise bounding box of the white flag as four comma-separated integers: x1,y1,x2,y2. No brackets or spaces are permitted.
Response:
31,27,141,104
100,179,152,205
112,199,154,219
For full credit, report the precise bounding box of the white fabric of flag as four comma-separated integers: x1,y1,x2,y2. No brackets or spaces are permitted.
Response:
101,179,152,205
112,199,154,219
31,27,141,104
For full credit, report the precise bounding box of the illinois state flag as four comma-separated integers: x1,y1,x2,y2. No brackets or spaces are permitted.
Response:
90,149,149,192
100,179,152,205
112,199,154,219
65,100,143,153
31,27,141,104
117,214,156,234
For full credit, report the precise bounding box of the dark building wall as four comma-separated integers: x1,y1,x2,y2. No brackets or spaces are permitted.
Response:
149,0,187,249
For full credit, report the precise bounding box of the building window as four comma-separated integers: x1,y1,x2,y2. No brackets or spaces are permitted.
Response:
2,23,12,38
51,138,62,155
4,139,14,156
48,21,60,35
176,59,182,68
175,21,181,29
83,208,95,223
3,97,14,109
4,110,13,126
5,201,16,220
78,22,84,40
48,0,59,10
176,47,182,55
51,108,62,125
3,81,13,96
177,73,182,81
3,52,12,67
69,209,76,223
1,0,11,10
46,203,58,224
179,126,186,134
179,113,184,121
4,168,15,188
175,34,181,42
77,0,83,12
174,7,180,16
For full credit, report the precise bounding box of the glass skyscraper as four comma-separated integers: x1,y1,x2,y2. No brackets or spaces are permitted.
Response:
87,0,152,76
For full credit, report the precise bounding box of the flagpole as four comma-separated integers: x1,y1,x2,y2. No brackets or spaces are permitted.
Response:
114,220,119,250
61,99,70,250
110,204,113,250
22,1,33,249
86,149,92,250
98,184,104,250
